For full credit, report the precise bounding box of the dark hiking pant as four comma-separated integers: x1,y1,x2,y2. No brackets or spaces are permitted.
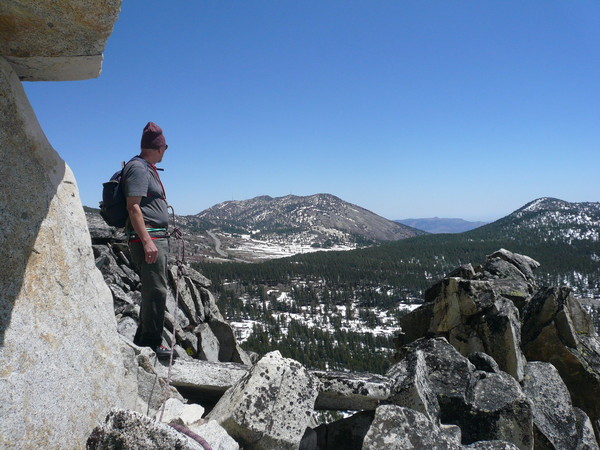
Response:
130,237,169,350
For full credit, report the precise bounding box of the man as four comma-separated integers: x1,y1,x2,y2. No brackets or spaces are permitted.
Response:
122,121,172,359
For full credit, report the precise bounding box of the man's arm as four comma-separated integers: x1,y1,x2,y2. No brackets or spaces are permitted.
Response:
126,196,159,264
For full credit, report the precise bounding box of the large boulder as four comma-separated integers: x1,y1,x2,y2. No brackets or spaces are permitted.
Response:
0,0,121,81
312,370,391,411
521,286,600,439
0,55,136,449
87,409,204,450
207,351,320,449
521,361,599,450
388,338,534,448
386,349,440,423
397,250,533,381
187,420,240,450
362,405,461,449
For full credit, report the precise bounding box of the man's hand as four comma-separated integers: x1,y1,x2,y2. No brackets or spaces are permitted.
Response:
143,239,159,264
126,196,160,264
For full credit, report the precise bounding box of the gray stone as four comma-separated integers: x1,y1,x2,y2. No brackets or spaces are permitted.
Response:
396,301,435,347
392,338,533,448
87,211,123,242
0,0,121,81
393,338,474,413
522,287,600,431
201,286,225,322
209,318,252,364
117,315,138,341
522,361,579,449
441,424,462,448
195,322,221,361
406,274,527,381
362,405,459,449
468,352,501,373
132,346,184,417
386,349,440,423
87,409,204,450
156,398,206,428
207,351,320,449
188,420,240,450
574,408,600,450
166,290,191,331
156,397,187,425
0,55,136,449
169,266,199,325
458,371,533,448
313,370,391,411
186,266,212,288
462,442,520,449
170,359,251,401
314,410,374,450
300,428,318,450
169,359,393,412
486,249,540,282
184,276,206,322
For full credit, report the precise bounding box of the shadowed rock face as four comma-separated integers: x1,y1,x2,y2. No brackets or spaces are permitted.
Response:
387,337,534,448
0,54,134,450
397,249,533,381
394,249,600,446
1,2,127,448
521,287,600,434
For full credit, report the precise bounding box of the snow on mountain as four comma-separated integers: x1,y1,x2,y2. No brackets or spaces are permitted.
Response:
175,194,426,262
497,197,600,243
196,193,423,242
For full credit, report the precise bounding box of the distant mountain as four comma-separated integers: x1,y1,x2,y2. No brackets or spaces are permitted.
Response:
469,197,600,243
85,194,425,263
395,217,488,234
195,197,600,375
195,194,423,242
174,194,425,261
199,197,600,297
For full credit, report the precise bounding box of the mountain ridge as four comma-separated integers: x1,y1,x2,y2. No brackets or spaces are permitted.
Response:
395,217,488,234
194,193,424,241
197,197,600,298
170,193,426,261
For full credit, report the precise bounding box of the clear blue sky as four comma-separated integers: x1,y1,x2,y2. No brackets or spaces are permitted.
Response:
24,1,600,221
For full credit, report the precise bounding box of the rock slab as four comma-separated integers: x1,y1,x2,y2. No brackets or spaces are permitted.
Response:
207,351,320,449
0,55,136,449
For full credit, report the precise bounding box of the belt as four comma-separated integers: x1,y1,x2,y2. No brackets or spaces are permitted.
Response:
128,227,169,243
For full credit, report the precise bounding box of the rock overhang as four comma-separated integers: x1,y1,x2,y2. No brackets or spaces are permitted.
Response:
0,0,122,81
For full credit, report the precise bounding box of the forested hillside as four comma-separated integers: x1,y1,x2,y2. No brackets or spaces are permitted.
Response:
194,198,600,373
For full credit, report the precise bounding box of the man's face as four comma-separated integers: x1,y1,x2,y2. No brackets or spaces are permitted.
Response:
158,145,168,162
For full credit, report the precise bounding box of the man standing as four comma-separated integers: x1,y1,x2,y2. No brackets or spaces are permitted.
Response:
122,122,171,359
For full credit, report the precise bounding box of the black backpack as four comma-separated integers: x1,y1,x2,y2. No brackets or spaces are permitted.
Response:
99,162,128,228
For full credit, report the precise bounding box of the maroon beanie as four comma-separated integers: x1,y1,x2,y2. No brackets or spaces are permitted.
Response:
140,122,166,149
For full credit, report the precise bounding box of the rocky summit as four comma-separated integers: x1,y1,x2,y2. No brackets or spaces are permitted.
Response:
85,221,600,450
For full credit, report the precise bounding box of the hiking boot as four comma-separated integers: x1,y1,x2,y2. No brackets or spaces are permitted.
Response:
154,345,174,360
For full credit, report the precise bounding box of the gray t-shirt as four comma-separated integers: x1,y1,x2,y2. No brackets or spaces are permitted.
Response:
122,156,169,228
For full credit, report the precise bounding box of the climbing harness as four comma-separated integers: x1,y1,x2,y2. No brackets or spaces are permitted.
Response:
157,206,213,450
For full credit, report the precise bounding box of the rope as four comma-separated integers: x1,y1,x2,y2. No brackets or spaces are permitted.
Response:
159,206,186,423
169,423,213,450
156,206,212,450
